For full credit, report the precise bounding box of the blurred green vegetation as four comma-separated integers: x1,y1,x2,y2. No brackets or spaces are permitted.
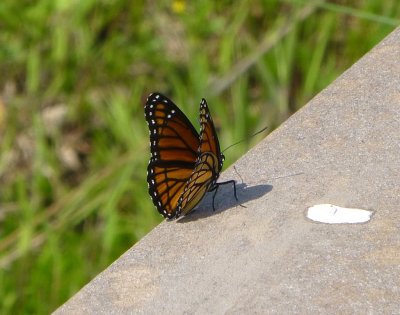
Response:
0,0,398,313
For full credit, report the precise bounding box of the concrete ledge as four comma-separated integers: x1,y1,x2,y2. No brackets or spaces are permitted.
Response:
54,27,400,314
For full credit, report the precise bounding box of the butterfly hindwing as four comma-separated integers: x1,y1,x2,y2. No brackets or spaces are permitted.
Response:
177,152,219,216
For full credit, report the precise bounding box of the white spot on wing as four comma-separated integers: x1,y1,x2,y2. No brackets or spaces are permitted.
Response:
307,204,373,224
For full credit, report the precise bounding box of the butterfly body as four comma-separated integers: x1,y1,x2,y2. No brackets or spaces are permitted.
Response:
144,93,236,219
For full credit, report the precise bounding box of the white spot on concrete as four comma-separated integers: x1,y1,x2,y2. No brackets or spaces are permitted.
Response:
307,204,373,224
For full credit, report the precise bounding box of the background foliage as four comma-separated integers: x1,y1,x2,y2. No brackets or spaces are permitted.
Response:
0,0,398,313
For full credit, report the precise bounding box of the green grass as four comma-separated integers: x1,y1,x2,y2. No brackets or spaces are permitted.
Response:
0,0,399,313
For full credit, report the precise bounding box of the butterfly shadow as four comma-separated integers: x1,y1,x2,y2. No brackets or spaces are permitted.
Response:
177,182,273,223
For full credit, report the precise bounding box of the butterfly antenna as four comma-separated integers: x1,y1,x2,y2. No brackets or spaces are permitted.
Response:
222,126,269,153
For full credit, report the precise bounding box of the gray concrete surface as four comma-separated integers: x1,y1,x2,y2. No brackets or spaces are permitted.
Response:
54,27,400,314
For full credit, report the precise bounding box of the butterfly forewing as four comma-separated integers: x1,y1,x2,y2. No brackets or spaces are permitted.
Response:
145,93,200,218
198,99,223,173
176,99,224,217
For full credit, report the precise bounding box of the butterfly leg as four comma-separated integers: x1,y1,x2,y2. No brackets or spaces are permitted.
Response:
210,180,238,211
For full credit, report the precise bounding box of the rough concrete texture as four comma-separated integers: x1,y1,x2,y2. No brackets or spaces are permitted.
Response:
54,28,400,314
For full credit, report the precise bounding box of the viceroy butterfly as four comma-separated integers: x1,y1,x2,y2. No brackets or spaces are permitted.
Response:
144,92,238,219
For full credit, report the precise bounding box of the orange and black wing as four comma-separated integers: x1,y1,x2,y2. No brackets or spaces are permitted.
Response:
198,98,223,173
145,93,200,219
177,99,224,216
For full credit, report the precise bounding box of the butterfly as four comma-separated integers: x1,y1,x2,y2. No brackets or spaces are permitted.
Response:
144,92,238,219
